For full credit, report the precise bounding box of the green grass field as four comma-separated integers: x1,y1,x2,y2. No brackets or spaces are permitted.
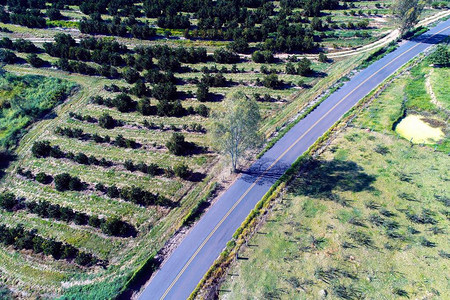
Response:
220,51,450,300
0,73,75,148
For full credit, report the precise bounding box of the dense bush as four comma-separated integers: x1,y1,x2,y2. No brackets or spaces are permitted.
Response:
100,216,134,236
24,198,135,237
122,67,140,84
35,172,52,184
228,38,249,53
297,57,312,76
112,93,136,112
262,73,282,89
196,82,209,102
26,53,47,67
428,45,450,66
166,133,188,156
156,100,186,117
173,163,191,179
152,82,177,101
144,70,176,84
0,192,18,211
31,141,113,168
31,140,53,158
10,11,47,28
54,173,83,191
252,50,274,63
47,8,63,20
213,48,240,64
0,49,17,64
157,13,190,29
201,73,227,87
285,58,312,75
98,113,118,129
195,104,210,117
137,98,154,115
103,183,166,206
114,134,136,148
318,52,328,63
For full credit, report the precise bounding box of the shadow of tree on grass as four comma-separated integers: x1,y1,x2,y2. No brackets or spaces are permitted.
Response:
289,159,376,205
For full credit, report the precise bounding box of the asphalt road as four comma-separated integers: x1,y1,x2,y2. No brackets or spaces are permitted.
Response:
140,18,450,300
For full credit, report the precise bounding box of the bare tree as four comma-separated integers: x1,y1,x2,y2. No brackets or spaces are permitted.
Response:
211,92,261,173
392,0,425,34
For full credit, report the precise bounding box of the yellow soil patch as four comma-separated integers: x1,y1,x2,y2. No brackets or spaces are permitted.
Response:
395,114,444,144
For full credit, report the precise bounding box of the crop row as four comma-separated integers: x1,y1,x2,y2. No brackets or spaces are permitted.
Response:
1,190,136,237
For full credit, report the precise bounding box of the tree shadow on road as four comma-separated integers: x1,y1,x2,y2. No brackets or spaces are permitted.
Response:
240,158,290,186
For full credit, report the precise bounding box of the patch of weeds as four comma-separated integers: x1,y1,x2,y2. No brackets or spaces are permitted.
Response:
302,199,325,218
315,267,357,284
406,209,437,225
374,144,389,155
365,200,380,210
380,208,396,217
438,250,450,259
435,195,450,207
348,217,367,228
342,241,357,249
344,133,360,142
338,208,362,223
428,226,445,235
332,283,363,300
393,288,409,298
396,172,413,183
386,230,403,240
420,237,436,248
348,230,375,249
310,235,328,250
407,226,420,235
398,192,419,202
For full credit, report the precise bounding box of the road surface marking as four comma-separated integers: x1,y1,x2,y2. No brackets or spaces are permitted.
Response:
159,24,450,300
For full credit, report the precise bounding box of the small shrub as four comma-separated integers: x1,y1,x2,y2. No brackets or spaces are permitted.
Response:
318,53,328,63
98,113,117,129
166,133,187,156
35,172,51,184
31,141,52,158
0,192,17,211
173,163,191,179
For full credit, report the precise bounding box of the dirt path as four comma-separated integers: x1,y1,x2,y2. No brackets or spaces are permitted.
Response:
425,68,450,115
425,69,438,105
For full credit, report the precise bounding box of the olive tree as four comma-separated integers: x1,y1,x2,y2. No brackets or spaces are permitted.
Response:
211,92,261,173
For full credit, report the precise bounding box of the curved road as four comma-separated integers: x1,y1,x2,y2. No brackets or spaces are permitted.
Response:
140,18,450,300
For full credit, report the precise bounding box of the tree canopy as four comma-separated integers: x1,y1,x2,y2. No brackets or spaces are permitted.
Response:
392,0,425,34
211,92,261,172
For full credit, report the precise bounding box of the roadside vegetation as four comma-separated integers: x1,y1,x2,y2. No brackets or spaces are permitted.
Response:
0,0,446,298
221,46,450,299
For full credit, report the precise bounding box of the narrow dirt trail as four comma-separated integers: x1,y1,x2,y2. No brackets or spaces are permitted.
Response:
425,68,450,115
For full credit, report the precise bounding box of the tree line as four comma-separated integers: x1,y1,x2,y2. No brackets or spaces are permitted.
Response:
0,222,101,266
0,189,136,237
55,126,138,149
